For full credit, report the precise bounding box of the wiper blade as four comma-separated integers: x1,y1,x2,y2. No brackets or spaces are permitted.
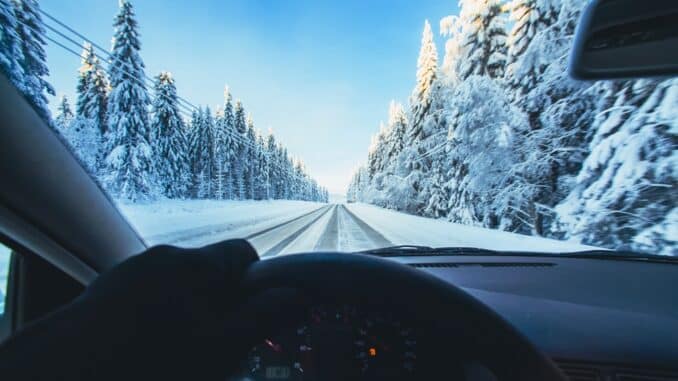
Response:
554,250,678,263
358,245,499,257
358,247,678,263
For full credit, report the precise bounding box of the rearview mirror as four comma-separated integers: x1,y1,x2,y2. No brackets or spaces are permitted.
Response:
569,0,678,80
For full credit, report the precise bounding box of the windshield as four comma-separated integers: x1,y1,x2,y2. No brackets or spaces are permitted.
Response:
4,0,676,256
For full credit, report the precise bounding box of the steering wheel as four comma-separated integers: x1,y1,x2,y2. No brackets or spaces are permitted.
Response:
234,253,566,380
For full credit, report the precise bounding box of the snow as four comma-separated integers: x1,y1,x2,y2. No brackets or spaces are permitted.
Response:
277,205,335,255
346,203,599,253
116,199,325,247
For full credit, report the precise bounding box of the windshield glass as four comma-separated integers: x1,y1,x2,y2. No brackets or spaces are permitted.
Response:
4,0,676,256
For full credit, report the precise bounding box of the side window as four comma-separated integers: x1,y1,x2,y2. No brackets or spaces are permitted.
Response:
0,243,10,316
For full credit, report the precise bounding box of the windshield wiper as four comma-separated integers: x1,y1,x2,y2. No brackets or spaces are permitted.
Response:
358,245,499,257
358,246,678,263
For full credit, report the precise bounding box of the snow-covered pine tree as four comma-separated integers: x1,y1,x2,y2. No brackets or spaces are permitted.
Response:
245,114,257,199
77,43,108,137
212,107,226,199
233,100,247,199
385,101,407,162
202,107,216,198
14,0,54,121
61,92,100,175
281,147,292,200
265,133,278,199
444,76,526,228
0,0,24,91
151,72,190,198
103,0,156,201
409,20,437,141
218,86,237,199
422,168,448,218
254,132,270,200
456,0,508,80
54,95,73,131
505,0,593,234
188,107,215,198
555,79,678,255
504,0,559,98
74,43,108,170
186,109,200,196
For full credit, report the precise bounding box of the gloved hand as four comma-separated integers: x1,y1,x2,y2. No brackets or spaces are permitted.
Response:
0,239,300,381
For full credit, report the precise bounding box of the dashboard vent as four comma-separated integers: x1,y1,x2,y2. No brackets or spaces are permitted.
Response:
409,262,555,269
556,360,678,381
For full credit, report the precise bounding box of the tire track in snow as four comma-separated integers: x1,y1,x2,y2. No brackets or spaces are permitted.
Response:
314,205,339,251
245,206,329,239
258,206,334,257
155,205,326,246
339,205,391,251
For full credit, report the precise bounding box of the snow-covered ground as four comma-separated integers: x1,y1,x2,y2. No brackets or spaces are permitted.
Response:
116,199,326,247
346,203,599,253
114,199,599,258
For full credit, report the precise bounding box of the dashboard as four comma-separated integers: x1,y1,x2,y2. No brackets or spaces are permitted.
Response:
230,304,464,381
230,253,678,381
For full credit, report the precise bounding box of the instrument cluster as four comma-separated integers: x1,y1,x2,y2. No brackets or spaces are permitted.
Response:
231,304,420,381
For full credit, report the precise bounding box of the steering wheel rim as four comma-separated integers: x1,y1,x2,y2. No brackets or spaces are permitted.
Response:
238,252,566,381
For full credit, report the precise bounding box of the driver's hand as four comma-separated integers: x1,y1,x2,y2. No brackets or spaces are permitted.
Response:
0,239,300,381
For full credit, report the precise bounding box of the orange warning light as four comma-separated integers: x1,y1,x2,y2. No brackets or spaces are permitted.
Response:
369,348,377,357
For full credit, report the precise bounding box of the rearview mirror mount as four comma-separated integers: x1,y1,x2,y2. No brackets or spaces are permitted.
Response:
569,0,678,80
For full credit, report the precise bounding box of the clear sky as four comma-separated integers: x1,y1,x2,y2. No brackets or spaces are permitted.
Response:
42,0,459,195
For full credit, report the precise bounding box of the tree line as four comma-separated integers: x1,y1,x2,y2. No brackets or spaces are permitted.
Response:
348,0,676,255
2,0,328,203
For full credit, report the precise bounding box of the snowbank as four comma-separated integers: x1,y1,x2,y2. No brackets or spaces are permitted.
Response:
116,199,325,246
346,203,600,253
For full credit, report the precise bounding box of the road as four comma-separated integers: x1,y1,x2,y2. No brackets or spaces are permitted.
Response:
164,204,392,256
246,204,391,257
144,201,595,255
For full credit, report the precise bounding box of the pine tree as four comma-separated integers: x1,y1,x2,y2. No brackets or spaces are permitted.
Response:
54,95,74,131
265,133,278,199
74,43,108,170
214,86,237,199
409,20,437,140
555,79,678,254
14,0,54,121
385,101,407,161
254,133,270,200
457,0,508,80
233,100,247,199
103,0,155,201
151,72,190,198
245,114,257,199
505,0,560,98
189,107,214,199
60,93,100,175
0,0,23,91
76,43,108,137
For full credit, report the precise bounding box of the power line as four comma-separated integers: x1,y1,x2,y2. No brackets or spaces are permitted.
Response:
32,14,325,188
38,7,200,112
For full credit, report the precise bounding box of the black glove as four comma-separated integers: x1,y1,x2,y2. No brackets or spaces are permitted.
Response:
0,239,300,381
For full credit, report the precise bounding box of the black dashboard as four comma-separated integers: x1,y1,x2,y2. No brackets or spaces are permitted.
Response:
235,253,678,381
394,254,678,380
231,253,678,381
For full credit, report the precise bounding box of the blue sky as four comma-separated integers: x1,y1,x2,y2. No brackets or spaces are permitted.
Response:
42,0,459,194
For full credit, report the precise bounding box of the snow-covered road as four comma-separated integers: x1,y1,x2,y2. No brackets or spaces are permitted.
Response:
120,200,596,256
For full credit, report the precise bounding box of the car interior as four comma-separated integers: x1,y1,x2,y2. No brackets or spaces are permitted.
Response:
0,1,677,380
